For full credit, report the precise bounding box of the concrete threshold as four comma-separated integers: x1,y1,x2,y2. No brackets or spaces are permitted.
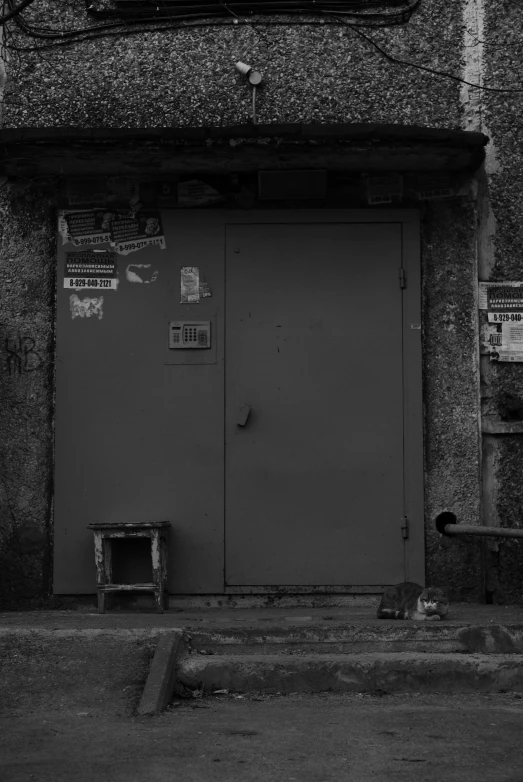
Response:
176,651,523,696
1,602,522,630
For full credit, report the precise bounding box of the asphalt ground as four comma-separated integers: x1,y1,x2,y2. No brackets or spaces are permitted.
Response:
2,611,523,781
2,692,523,782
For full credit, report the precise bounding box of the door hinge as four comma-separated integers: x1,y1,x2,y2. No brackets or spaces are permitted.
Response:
398,268,406,289
401,516,409,540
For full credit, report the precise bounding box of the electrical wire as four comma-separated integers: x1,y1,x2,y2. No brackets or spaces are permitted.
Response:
87,0,421,24
336,18,523,93
0,0,36,26
4,0,421,41
9,16,410,42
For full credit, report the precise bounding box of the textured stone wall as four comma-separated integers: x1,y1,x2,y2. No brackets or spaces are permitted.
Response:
0,17,6,125
480,0,523,603
422,199,483,601
1,1,462,128
0,184,56,606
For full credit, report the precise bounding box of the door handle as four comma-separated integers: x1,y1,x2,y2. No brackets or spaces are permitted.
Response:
237,404,251,427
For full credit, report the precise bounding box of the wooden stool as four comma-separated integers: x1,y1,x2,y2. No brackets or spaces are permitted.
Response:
87,521,170,613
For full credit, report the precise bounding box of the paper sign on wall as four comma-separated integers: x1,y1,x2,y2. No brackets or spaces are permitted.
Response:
488,312,523,323
178,180,224,207
366,175,403,205
109,211,166,255
487,284,523,312
490,322,523,362
479,282,523,310
503,323,523,350
60,210,166,255
480,281,523,361
64,251,118,291
181,266,200,303
125,263,159,284
69,294,104,320
58,212,71,245
63,210,112,247
415,173,457,200
199,280,212,298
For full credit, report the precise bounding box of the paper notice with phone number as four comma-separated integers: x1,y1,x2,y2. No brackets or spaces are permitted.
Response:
60,210,166,255
63,210,112,247
64,251,118,291
109,212,166,255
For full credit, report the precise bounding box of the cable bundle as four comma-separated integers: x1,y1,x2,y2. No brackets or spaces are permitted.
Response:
0,0,421,31
98,0,421,25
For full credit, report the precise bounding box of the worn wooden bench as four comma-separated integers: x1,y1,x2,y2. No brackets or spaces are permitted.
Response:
87,521,170,613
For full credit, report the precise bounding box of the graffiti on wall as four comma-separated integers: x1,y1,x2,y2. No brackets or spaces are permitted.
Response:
4,333,44,376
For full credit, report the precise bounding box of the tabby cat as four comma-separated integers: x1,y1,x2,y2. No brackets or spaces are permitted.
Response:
377,582,449,621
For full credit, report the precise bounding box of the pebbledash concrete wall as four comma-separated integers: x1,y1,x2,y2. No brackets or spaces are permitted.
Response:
0,185,56,606
479,0,523,603
0,0,521,604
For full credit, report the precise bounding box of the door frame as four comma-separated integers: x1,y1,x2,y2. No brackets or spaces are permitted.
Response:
222,209,424,593
53,207,423,596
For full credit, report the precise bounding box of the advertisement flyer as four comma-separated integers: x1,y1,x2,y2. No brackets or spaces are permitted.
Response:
64,251,118,291
479,281,523,310
480,281,523,361
60,210,165,255
503,322,523,351
63,210,113,247
487,284,523,312
180,266,200,303
489,322,523,362
109,211,166,255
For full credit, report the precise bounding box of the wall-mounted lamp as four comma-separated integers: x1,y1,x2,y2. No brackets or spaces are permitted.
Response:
235,61,263,124
235,61,263,86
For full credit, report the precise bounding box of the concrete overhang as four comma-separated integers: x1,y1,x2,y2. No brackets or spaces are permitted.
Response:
0,123,489,178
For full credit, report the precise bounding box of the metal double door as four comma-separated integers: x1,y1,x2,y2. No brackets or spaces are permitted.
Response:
225,222,408,587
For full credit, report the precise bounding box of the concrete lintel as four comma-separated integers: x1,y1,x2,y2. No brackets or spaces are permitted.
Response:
0,123,489,146
0,123,488,178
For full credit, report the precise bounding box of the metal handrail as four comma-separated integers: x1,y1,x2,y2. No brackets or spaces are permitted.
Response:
436,512,523,539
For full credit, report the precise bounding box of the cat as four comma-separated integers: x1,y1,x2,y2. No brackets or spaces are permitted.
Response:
377,582,449,621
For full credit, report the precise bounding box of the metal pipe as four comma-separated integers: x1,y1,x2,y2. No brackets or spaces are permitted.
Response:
443,523,523,539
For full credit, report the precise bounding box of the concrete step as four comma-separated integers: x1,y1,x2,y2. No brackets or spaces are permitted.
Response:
176,651,523,695
171,611,523,697
184,621,523,655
